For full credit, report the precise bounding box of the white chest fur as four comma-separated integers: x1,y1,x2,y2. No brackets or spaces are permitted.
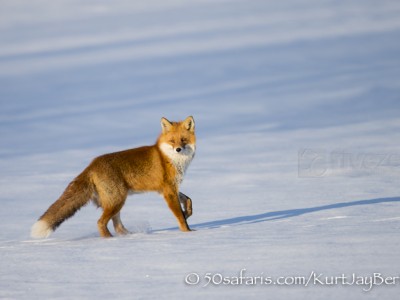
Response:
159,143,195,185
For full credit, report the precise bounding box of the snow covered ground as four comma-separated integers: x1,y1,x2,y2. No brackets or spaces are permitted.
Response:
1,0,400,299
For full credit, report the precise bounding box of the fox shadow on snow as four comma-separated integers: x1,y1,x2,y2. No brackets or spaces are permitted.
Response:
187,196,400,230
68,197,400,238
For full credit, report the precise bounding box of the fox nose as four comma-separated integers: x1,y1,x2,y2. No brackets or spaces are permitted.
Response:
176,147,182,153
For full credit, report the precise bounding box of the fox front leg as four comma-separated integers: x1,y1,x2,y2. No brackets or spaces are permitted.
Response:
179,192,193,220
163,190,191,232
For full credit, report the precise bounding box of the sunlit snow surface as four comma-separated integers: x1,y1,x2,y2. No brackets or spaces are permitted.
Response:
1,1,400,299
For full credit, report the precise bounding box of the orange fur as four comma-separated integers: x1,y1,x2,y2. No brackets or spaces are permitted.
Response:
31,116,196,238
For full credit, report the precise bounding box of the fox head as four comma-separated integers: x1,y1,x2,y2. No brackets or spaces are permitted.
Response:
158,116,196,164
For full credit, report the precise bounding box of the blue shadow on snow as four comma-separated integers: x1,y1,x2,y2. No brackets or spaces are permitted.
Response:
187,196,400,230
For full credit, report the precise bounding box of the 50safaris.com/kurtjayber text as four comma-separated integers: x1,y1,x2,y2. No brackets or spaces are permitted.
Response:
184,269,400,292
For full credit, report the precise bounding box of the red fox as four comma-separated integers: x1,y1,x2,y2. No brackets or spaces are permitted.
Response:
31,116,196,238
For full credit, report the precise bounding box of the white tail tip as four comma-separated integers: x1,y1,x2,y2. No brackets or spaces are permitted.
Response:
31,220,53,239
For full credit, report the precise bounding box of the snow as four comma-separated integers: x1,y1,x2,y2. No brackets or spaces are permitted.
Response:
1,0,400,299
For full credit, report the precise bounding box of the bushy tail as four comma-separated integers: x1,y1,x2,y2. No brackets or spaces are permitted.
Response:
31,173,93,239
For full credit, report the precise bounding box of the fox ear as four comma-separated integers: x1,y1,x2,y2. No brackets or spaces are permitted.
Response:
183,116,195,132
161,117,173,133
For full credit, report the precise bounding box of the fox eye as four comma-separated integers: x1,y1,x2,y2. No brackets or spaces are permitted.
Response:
169,139,175,144
181,138,187,143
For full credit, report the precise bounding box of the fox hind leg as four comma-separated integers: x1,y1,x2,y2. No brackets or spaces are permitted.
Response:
95,178,128,237
112,212,130,235
98,207,117,238
96,190,127,238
